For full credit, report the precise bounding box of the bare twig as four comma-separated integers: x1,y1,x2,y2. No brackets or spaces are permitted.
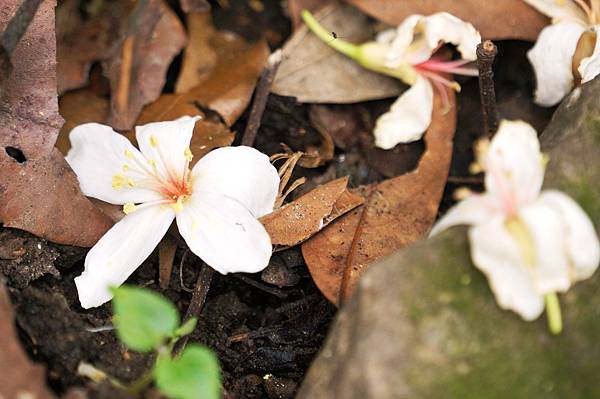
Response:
233,273,288,298
0,0,44,83
176,262,214,352
476,40,499,137
241,49,283,147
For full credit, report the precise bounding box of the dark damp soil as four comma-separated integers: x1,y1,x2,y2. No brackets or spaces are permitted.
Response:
1,0,554,398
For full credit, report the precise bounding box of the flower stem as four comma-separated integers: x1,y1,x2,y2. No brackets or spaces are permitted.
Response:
544,293,563,335
301,10,360,60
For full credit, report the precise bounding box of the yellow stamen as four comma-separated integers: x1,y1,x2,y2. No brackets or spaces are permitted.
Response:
541,153,550,169
469,162,483,175
505,217,536,267
184,147,193,162
126,178,135,188
170,196,188,213
112,174,125,189
148,159,157,172
123,203,137,214
453,187,472,201
122,164,129,172
150,134,158,147
124,149,134,159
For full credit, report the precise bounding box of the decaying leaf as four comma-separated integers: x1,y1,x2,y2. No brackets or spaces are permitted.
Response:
56,89,109,155
57,0,186,129
287,0,325,30
261,177,364,248
0,279,57,398
180,0,210,13
175,12,270,126
0,0,112,246
344,0,549,41
302,90,456,305
104,0,186,129
272,3,404,103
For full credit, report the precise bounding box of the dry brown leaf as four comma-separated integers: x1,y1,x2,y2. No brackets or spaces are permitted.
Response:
0,0,112,246
159,235,178,289
0,279,57,398
345,0,549,41
302,89,456,305
272,3,405,103
287,0,326,30
175,13,270,126
261,177,364,248
180,0,210,13
104,0,186,129
56,89,109,155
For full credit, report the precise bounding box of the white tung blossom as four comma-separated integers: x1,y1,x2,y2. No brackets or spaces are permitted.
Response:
524,0,600,106
430,120,600,324
302,10,481,149
66,116,280,308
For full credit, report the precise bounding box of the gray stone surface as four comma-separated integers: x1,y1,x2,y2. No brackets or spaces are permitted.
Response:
297,79,600,398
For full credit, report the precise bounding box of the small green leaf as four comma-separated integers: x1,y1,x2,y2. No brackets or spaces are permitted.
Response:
112,286,180,352
155,344,221,399
173,317,197,338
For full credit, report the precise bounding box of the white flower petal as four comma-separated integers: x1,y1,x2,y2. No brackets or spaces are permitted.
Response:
419,12,481,62
385,13,480,66
177,191,272,274
373,75,433,148
66,123,164,204
484,120,545,208
469,218,545,321
384,14,423,67
522,0,589,24
518,201,571,293
527,22,585,106
136,116,199,181
429,194,497,236
578,25,600,83
75,205,175,308
536,190,600,281
191,146,279,218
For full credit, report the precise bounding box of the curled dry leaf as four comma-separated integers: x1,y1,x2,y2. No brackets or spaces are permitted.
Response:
344,0,549,41
175,12,270,126
302,90,456,305
104,0,186,129
0,0,112,246
272,3,404,103
57,0,186,129
0,279,57,398
260,177,364,249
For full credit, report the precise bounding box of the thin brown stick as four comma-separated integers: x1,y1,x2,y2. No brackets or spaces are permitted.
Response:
476,40,499,137
176,263,214,353
241,49,283,147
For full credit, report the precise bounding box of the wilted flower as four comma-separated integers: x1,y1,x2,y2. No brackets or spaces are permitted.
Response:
430,120,600,332
302,10,480,149
524,0,600,105
66,116,280,308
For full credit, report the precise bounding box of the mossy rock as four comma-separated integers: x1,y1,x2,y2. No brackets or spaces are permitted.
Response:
297,79,600,398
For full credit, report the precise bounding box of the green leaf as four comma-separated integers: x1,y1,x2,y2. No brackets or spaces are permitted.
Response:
111,286,180,352
155,344,221,399
173,317,197,338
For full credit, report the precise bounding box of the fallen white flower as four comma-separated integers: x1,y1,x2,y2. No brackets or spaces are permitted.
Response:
66,116,280,308
302,10,480,149
430,120,600,331
525,0,600,105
